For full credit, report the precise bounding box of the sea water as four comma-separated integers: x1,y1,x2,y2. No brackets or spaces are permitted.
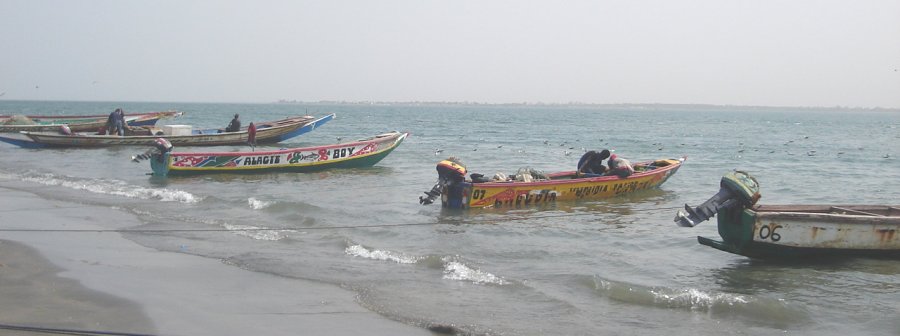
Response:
1,100,898,335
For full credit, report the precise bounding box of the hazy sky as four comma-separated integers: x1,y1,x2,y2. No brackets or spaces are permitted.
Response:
1,0,899,107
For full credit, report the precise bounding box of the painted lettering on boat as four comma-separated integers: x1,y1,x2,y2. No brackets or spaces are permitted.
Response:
314,147,357,161
570,185,608,198
613,180,658,195
243,155,281,165
568,179,661,198
489,189,558,208
329,147,356,159
758,223,783,242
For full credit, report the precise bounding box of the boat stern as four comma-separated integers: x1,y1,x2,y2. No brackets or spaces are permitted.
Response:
149,152,172,177
675,171,761,227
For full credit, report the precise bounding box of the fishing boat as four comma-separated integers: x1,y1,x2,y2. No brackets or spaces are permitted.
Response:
0,111,182,132
0,114,334,148
674,171,900,259
419,157,685,209
136,131,408,176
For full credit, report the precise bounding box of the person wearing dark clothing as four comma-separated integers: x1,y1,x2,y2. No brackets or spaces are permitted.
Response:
116,108,126,135
108,108,126,136
226,114,241,132
577,149,611,176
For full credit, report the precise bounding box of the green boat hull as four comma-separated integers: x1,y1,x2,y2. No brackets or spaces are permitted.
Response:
150,132,407,177
680,172,900,260
153,146,399,176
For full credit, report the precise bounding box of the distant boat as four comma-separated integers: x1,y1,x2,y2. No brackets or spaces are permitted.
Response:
675,171,900,259
0,111,182,133
0,114,334,148
141,131,408,177
420,157,685,209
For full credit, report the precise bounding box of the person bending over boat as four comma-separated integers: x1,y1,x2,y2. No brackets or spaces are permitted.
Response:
107,108,126,136
577,149,610,176
606,154,634,178
225,114,241,132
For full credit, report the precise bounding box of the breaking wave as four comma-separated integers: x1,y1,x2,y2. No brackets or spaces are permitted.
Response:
248,197,274,210
345,245,507,285
11,171,200,204
590,276,809,326
223,222,289,241
345,244,420,264
441,256,507,285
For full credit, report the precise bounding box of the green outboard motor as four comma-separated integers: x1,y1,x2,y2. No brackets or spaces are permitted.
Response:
675,171,761,227
131,138,174,176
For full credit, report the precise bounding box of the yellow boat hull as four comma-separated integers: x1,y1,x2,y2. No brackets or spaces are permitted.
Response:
442,157,685,209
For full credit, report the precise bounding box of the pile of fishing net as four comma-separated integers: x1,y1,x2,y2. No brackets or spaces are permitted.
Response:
1,115,38,125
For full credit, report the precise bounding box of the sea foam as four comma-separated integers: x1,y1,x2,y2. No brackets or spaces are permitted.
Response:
345,244,420,264
441,256,507,285
223,223,288,241
17,172,200,204
248,197,274,210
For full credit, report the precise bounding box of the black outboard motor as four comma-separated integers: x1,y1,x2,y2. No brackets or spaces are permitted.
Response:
674,171,761,227
419,157,467,205
131,138,174,163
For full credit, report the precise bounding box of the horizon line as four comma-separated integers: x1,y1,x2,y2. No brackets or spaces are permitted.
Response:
1,98,899,111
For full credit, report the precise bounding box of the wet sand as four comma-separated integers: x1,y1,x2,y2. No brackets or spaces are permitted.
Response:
0,184,434,336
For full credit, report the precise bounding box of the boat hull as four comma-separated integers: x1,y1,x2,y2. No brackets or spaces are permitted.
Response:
0,111,181,132
150,132,407,176
701,205,900,259
1,114,333,148
442,157,684,209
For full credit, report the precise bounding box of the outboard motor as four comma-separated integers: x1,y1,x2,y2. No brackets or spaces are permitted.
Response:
131,138,174,163
674,171,761,227
419,157,467,205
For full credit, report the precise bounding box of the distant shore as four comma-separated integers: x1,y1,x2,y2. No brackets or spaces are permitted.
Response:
0,183,433,336
1,99,897,112
274,100,900,111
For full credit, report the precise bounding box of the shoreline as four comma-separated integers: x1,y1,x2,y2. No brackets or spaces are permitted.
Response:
0,184,433,336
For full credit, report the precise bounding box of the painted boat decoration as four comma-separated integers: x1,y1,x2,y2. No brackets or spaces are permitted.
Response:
0,111,182,132
674,171,900,259
0,114,334,148
419,157,685,209
137,131,408,176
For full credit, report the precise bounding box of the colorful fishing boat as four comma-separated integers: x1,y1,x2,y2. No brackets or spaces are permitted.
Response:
136,131,408,176
419,157,685,209
0,111,182,132
0,114,334,148
675,171,900,259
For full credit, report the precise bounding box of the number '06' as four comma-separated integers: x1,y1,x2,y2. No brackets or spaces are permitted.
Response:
758,224,782,242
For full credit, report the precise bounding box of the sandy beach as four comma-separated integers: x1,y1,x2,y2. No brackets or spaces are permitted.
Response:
0,184,434,336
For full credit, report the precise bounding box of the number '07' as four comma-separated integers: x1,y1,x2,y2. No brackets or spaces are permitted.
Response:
758,224,782,242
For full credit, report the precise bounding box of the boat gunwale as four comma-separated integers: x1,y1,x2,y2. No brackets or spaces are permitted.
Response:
0,110,179,120
462,157,685,188
751,208,900,224
163,132,408,173
20,114,329,142
166,131,407,157
0,111,181,131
